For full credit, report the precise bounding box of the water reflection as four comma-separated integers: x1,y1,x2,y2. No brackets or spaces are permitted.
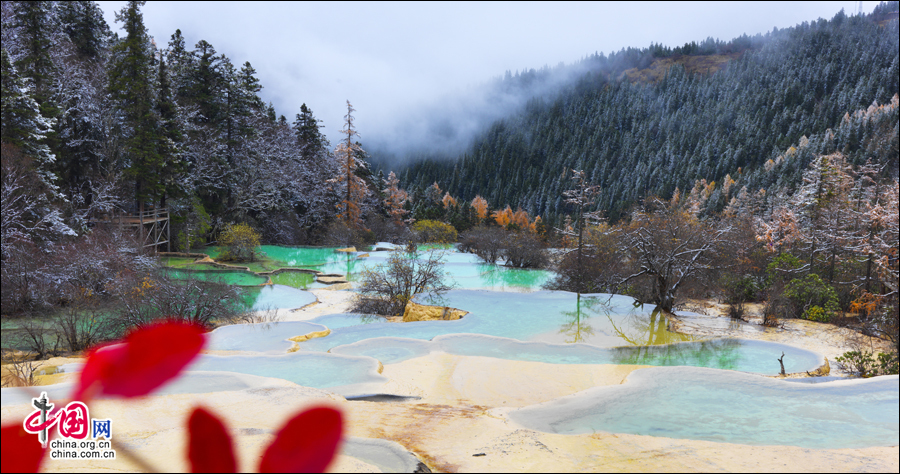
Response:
532,294,696,347
606,306,696,346
473,264,550,291
331,335,823,374
558,293,597,343
608,338,743,369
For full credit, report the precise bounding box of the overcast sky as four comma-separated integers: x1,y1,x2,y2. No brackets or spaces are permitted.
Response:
96,1,875,150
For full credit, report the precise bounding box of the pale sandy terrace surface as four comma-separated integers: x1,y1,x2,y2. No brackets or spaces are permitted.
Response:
2,291,897,472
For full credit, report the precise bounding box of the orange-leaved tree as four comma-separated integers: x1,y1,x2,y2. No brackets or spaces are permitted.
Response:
471,195,489,223
382,171,409,225
331,101,368,227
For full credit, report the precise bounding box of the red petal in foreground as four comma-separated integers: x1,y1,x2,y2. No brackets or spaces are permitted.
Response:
258,406,343,473
1,424,46,473
188,407,237,473
75,321,205,400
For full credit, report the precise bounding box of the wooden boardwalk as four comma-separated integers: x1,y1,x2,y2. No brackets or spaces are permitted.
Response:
95,208,170,251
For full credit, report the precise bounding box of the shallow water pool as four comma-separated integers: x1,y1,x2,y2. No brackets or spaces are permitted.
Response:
330,335,822,375
240,284,317,310
509,367,899,449
294,291,694,352
189,351,387,392
162,268,268,286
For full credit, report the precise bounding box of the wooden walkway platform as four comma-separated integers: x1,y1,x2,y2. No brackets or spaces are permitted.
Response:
95,208,170,251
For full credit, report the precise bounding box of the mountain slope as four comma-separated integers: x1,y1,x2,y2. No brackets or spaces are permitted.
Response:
396,8,899,224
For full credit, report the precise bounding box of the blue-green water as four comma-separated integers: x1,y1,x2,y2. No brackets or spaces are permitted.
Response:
4,244,897,450
190,352,386,390
240,284,318,311
209,290,821,375
330,336,821,375
296,291,695,352
193,245,552,290
509,367,900,449
162,268,268,286
207,321,329,353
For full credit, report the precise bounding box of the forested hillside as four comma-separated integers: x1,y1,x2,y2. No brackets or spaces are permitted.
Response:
397,6,899,224
1,0,348,252
2,1,383,317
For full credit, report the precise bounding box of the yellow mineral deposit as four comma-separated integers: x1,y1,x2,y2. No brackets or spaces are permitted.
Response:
287,329,333,352
401,301,467,322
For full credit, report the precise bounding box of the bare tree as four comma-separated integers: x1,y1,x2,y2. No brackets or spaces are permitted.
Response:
1,354,44,388
459,226,506,264
114,275,248,330
556,169,602,293
353,248,454,316
617,198,733,312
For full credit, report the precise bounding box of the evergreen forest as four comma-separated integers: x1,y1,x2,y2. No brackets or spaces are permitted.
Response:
395,5,899,225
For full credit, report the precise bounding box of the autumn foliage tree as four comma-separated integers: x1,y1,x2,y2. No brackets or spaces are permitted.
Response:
331,101,368,228
471,195,489,223
218,222,262,262
382,171,409,225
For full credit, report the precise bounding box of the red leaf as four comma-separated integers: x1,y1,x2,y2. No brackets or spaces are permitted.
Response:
188,407,237,473
75,321,206,400
258,406,343,473
1,424,46,473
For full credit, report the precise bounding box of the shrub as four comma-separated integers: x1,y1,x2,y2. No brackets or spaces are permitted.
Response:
365,213,413,244
352,248,454,316
836,350,876,376
502,231,548,268
878,351,899,375
782,274,840,321
459,226,505,263
412,220,457,243
765,252,804,287
544,248,619,294
460,226,547,268
219,223,262,262
721,274,762,305
835,349,897,377
321,219,375,248
114,274,249,330
720,274,762,320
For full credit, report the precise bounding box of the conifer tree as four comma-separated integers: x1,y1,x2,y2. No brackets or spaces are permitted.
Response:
1,46,57,193
107,0,164,209
11,1,56,106
382,171,409,225
57,1,110,59
293,103,327,162
331,101,368,227
155,54,185,204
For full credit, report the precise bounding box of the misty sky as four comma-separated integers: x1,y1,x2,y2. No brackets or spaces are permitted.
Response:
96,1,876,150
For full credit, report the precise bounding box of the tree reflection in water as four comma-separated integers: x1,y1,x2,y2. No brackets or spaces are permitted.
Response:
609,337,744,369
558,293,598,343
476,264,547,290
606,305,697,346
559,295,698,347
